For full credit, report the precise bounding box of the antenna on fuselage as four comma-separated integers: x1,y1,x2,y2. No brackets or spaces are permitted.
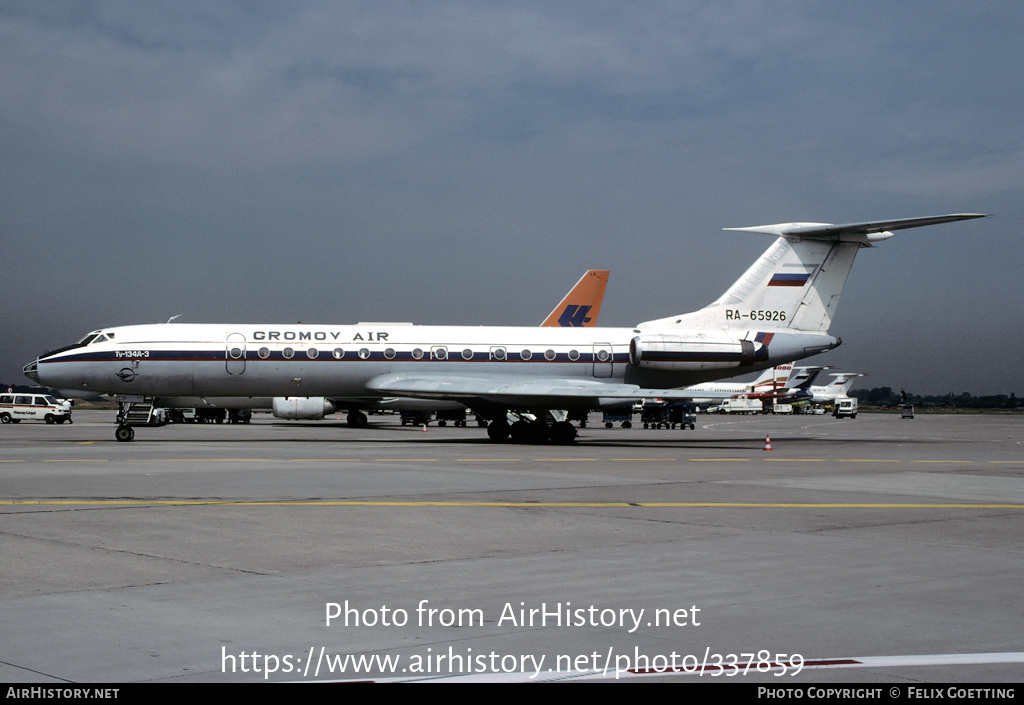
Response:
166,315,182,324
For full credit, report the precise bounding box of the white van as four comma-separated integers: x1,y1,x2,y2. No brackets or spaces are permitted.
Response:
833,397,858,419
0,393,73,424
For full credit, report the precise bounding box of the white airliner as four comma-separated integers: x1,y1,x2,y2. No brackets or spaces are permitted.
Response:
808,373,865,405
23,213,984,443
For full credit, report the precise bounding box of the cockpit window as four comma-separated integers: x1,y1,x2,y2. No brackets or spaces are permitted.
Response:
93,334,109,343
77,332,101,346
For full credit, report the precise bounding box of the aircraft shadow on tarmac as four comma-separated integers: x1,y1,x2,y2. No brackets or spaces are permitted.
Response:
75,419,942,449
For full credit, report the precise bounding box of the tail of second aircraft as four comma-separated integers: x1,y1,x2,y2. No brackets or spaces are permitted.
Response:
541,269,609,327
749,364,793,395
827,373,864,396
639,214,985,333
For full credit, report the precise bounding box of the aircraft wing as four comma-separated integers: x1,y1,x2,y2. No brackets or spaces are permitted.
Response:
367,373,734,408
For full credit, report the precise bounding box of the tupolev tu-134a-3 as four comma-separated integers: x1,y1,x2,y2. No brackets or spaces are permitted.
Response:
24,213,985,443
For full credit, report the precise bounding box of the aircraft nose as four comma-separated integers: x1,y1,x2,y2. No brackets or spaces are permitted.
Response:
23,358,40,383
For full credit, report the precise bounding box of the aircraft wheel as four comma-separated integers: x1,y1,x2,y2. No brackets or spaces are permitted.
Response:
115,425,134,442
526,422,550,444
549,421,577,445
487,420,510,442
509,420,530,443
347,411,368,427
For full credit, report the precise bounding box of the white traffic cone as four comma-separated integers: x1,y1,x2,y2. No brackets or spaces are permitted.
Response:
764,434,772,451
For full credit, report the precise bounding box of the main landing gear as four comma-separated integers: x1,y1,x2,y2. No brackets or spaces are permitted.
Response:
485,419,577,445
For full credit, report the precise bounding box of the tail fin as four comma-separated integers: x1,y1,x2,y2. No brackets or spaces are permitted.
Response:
788,366,827,390
541,269,609,327
749,364,792,394
829,373,864,396
639,214,985,332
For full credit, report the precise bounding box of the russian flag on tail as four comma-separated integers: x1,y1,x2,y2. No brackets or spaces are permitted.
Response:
767,273,810,287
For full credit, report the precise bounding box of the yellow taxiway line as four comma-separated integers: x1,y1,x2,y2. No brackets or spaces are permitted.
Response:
3,500,1024,509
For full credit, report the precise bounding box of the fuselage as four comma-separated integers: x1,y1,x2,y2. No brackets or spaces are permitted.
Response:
26,322,837,405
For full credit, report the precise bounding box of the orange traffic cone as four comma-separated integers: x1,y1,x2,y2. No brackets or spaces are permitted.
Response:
763,434,772,451
422,424,428,432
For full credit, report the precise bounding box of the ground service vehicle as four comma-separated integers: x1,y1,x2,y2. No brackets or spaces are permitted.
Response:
834,397,858,419
669,403,697,429
0,394,72,424
711,398,763,414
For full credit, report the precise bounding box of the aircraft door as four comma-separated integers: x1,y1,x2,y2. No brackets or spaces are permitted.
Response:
592,343,613,378
226,333,246,375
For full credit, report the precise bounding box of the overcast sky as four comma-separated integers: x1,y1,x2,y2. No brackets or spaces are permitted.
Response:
3,1,1022,396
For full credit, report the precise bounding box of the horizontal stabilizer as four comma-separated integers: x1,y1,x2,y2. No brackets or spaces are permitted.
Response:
726,213,986,243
